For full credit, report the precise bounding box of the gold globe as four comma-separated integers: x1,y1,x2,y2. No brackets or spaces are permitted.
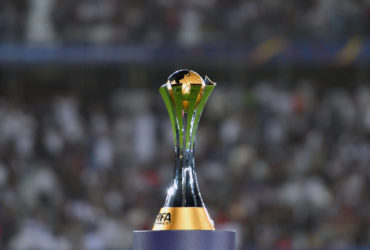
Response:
165,69,205,111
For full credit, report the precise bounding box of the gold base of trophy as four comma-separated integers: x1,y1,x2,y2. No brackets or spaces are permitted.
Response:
152,207,215,230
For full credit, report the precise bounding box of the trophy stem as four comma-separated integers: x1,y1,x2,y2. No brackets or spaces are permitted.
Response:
159,85,215,208
165,112,203,207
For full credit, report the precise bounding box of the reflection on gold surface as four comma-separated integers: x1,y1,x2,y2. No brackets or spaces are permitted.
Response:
152,207,215,230
165,70,207,111
168,70,204,87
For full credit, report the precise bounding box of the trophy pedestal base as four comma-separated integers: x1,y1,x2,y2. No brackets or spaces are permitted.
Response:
133,230,236,250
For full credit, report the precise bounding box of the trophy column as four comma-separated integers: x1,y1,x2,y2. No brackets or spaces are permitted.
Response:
133,70,236,250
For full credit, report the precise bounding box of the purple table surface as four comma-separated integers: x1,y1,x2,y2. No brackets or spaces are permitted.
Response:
133,230,236,250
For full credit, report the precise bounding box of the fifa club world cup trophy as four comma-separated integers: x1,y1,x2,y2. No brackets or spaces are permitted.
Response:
153,69,215,230
133,70,235,250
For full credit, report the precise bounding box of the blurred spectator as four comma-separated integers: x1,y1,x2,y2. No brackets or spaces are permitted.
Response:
26,0,56,43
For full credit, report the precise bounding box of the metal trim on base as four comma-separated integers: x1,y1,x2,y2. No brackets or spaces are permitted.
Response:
152,207,214,230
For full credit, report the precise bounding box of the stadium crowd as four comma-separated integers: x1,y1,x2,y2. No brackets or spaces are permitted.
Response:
0,80,369,249
1,0,370,249
1,0,370,45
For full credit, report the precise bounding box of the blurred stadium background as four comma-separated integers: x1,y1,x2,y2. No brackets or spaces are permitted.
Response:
1,0,370,249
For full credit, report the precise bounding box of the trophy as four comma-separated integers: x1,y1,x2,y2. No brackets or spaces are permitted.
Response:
133,70,235,250
153,69,215,230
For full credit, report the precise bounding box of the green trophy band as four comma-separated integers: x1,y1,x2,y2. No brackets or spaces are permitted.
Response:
153,69,216,230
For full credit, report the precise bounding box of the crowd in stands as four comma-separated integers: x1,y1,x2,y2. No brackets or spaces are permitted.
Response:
1,0,370,45
1,0,370,249
0,80,369,249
